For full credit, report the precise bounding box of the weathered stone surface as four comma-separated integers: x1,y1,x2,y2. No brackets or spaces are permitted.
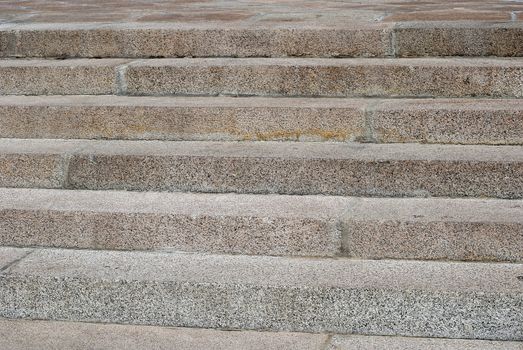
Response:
0,247,31,270
341,197,523,262
370,98,523,145
0,319,327,350
328,334,523,350
1,188,522,262
1,139,522,198
1,319,521,350
0,59,126,95
0,2,522,58
0,95,367,142
1,58,521,97
0,188,345,256
7,23,392,58
1,248,521,340
1,96,522,145
395,22,523,57
0,26,15,57
125,58,523,98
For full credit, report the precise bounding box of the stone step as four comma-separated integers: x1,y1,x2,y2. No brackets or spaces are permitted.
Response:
1,58,522,98
1,22,522,58
1,95,522,145
1,247,521,340
1,319,522,350
0,139,521,199
1,188,521,261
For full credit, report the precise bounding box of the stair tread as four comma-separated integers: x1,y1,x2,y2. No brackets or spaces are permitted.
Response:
1,138,522,161
1,139,522,198
0,319,521,350
1,246,521,294
1,188,521,260
1,246,522,339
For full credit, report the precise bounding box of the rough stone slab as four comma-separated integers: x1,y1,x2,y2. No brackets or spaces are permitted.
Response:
1,248,522,340
0,188,522,262
1,138,522,199
341,197,523,262
0,95,368,142
0,27,15,57
1,320,521,350
328,334,523,350
0,59,127,95
1,96,521,145
0,319,327,350
0,188,345,256
4,23,392,58
395,22,523,57
0,247,31,270
125,58,523,98
370,98,523,145
0,96,522,144
0,153,65,189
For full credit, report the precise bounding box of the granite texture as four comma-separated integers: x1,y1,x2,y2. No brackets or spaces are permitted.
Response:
1,58,521,97
6,23,392,58
341,197,523,262
370,98,523,145
0,188,522,262
0,59,127,95
0,319,327,350
1,319,521,350
1,139,522,199
395,22,523,57
0,248,521,340
0,1,522,58
328,334,523,350
0,247,31,270
0,188,345,257
124,58,523,98
0,153,64,189
0,96,522,145
0,95,368,142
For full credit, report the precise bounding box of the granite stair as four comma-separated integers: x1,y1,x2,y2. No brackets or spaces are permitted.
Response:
0,1,522,347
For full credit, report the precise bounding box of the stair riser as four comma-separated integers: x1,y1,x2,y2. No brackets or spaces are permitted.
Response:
1,59,522,98
124,61,523,98
0,101,368,143
2,189,521,261
1,151,522,199
0,210,341,257
1,207,521,262
1,97,522,144
1,276,520,341
1,24,521,58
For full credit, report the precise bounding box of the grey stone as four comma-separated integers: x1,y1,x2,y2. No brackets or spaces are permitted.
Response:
394,22,523,57
0,95,368,142
0,319,327,350
370,98,523,145
341,197,523,262
328,334,523,350
0,247,32,270
0,188,522,262
7,22,392,58
0,59,127,95
1,139,522,199
0,188,345,256
1,248,521,340
125,57,523,98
